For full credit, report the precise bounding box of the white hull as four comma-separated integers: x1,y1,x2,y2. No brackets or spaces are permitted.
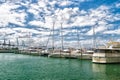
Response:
92,49,120,63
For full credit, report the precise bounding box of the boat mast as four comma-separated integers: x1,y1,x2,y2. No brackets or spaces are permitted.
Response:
28,32,31,48
8,40,11,49
3,32,6,48
76,27,82,59
93,26,96,49
76,28,81,49
60,22,63,55
22,40,25,50
52,21,55,54
45,30,52,50
16,37,19,49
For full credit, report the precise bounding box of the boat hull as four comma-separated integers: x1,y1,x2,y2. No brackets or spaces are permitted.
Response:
92,49,120,63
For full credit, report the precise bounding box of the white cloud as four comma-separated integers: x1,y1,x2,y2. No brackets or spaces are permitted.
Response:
0,3,26,27
13,27,40,34
28,8,39,15
0,0,120,47
29,20,45,27
85,5,117,35
28,3,120,43
0,28,16,35
86,26,107,35
103,29,120,34
20,1,31,7
116,3,120,8
38,0,46,8
49,0,57,6
59,0,72,6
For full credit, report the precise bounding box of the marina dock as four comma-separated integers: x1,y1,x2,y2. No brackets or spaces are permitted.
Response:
0,41,120,64
0,47,93,60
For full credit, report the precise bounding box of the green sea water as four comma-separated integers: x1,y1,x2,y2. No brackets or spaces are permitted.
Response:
0,53,120,80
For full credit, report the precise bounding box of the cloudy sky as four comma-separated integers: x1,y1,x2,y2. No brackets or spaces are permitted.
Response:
0,0,120,48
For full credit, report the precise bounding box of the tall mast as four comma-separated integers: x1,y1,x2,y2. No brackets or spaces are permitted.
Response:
16,37,19,48
93,26,96,49
52,21,55,54
77,29,81,49
8,40,11,48
28,32,31,48
3,32,6,48
3,38,6,47
60,22,64,55
45,30,52,50
22,40,25,50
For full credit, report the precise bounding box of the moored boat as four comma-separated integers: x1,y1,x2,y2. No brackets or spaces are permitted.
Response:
92,41,120,63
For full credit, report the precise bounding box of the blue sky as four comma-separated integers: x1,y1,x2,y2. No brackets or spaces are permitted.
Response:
0,0,120,48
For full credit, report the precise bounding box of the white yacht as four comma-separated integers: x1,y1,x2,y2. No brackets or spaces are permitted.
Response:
92,41,120,63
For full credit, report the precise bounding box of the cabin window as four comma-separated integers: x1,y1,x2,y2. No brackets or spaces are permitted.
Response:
95,49,105,53
112,50,120,53
95,49,120,53
105,50,112,53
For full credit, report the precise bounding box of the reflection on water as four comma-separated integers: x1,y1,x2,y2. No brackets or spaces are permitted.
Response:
0,53,31,61
92,63,120,80
0,53,120,80
92,64,106,72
